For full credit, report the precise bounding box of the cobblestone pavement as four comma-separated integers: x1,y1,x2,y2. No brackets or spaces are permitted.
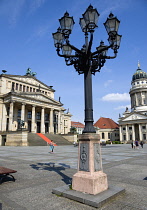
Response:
0,144,147,210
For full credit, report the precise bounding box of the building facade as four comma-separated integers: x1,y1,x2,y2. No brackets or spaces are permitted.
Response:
0,69,72,136
118,63,147,143
71,121,84,134
94,117,119,142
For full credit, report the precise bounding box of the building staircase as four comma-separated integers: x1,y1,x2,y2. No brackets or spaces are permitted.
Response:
28,133,72,146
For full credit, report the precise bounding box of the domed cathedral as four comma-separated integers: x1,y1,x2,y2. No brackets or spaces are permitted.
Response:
118,62,147,143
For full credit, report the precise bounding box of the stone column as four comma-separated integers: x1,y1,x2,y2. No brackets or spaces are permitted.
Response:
119,125,122,142
49,108,54,133
58,111,61,134
135,93,138,106
141,92,144,105
21,103,25,121
41,107,45,133
139,124,142,141
8,101,14,131
132,124,135,141
125,125,128,142
1,103,7,131
31,106,36,133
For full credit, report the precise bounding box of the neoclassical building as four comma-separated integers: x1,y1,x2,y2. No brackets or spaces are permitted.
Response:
0,69,72,136
118,63,147,143
94,117,119,142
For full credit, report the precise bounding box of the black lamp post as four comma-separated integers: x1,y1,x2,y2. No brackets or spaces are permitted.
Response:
53,5,121,133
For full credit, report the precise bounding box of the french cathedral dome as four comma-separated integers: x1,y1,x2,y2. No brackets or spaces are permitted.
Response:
132,63,147,82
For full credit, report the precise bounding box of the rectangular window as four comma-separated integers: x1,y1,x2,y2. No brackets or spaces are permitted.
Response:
123,127,126,130
36,112,41,120
18,109,21,117
16,83,18,90
23,85,25,92
130,134,132,140
123,135,126,141
129,127,132,130
19,84,22,91
143,134,146,140
7,107,10,116
28,111,32,119
108,133,110,139
45,113,49,121
12,82,15,91
142,126,146,129
102,132,105,139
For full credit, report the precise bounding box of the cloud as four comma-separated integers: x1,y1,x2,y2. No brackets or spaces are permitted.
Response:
104,80,113,87
101,93,130,102
114,104,131,110
0,0,47,27
29,0,47,14
0,0,25,26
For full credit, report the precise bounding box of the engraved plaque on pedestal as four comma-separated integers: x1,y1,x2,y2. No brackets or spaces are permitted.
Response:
94,143,102,171
79,143,89,171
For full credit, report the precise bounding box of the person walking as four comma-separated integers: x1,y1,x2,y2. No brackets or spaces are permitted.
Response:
135,140,139,149
49,140,54,153
133,141,136,149
131,141,133,149
140,141,144,148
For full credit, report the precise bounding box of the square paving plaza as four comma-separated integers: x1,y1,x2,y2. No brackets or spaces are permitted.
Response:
0,144,147,210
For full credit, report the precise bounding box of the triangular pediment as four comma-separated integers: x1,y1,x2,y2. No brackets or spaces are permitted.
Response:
21,93,61,105
5,92,61,106
122,112,147,121
4,75,52,91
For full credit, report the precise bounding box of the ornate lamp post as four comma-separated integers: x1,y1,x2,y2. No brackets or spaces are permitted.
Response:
53,5,121,134
53,5,121,195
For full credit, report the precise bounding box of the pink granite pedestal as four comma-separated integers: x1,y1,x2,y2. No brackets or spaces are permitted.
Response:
72,133,108,195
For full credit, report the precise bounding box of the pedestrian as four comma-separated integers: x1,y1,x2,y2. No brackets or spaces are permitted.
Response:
133,141,136,149
131,141,133,149
140,141,144,148
73,141,76,147
135,140,139,149
49,140,54,153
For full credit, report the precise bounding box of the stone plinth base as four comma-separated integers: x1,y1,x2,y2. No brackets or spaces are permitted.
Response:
72,171,108,195
52,185,125,208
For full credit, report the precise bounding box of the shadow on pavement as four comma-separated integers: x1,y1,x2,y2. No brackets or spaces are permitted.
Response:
30,162,72,185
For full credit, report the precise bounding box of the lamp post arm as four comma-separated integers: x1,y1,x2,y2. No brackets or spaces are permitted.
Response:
65,40,84,55
91,45,112,56
56,48,79,58
87,32,93,56
104,53,117,59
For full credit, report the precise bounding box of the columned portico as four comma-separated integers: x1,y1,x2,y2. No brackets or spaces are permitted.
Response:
119,63,147,143
0,70,72,147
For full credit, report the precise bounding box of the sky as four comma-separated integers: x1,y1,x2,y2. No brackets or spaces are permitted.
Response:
0,0,147,124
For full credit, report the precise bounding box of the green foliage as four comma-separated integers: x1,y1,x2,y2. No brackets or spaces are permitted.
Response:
70,126,77,134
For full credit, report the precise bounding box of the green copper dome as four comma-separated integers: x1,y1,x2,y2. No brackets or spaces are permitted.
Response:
132,62,147,82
